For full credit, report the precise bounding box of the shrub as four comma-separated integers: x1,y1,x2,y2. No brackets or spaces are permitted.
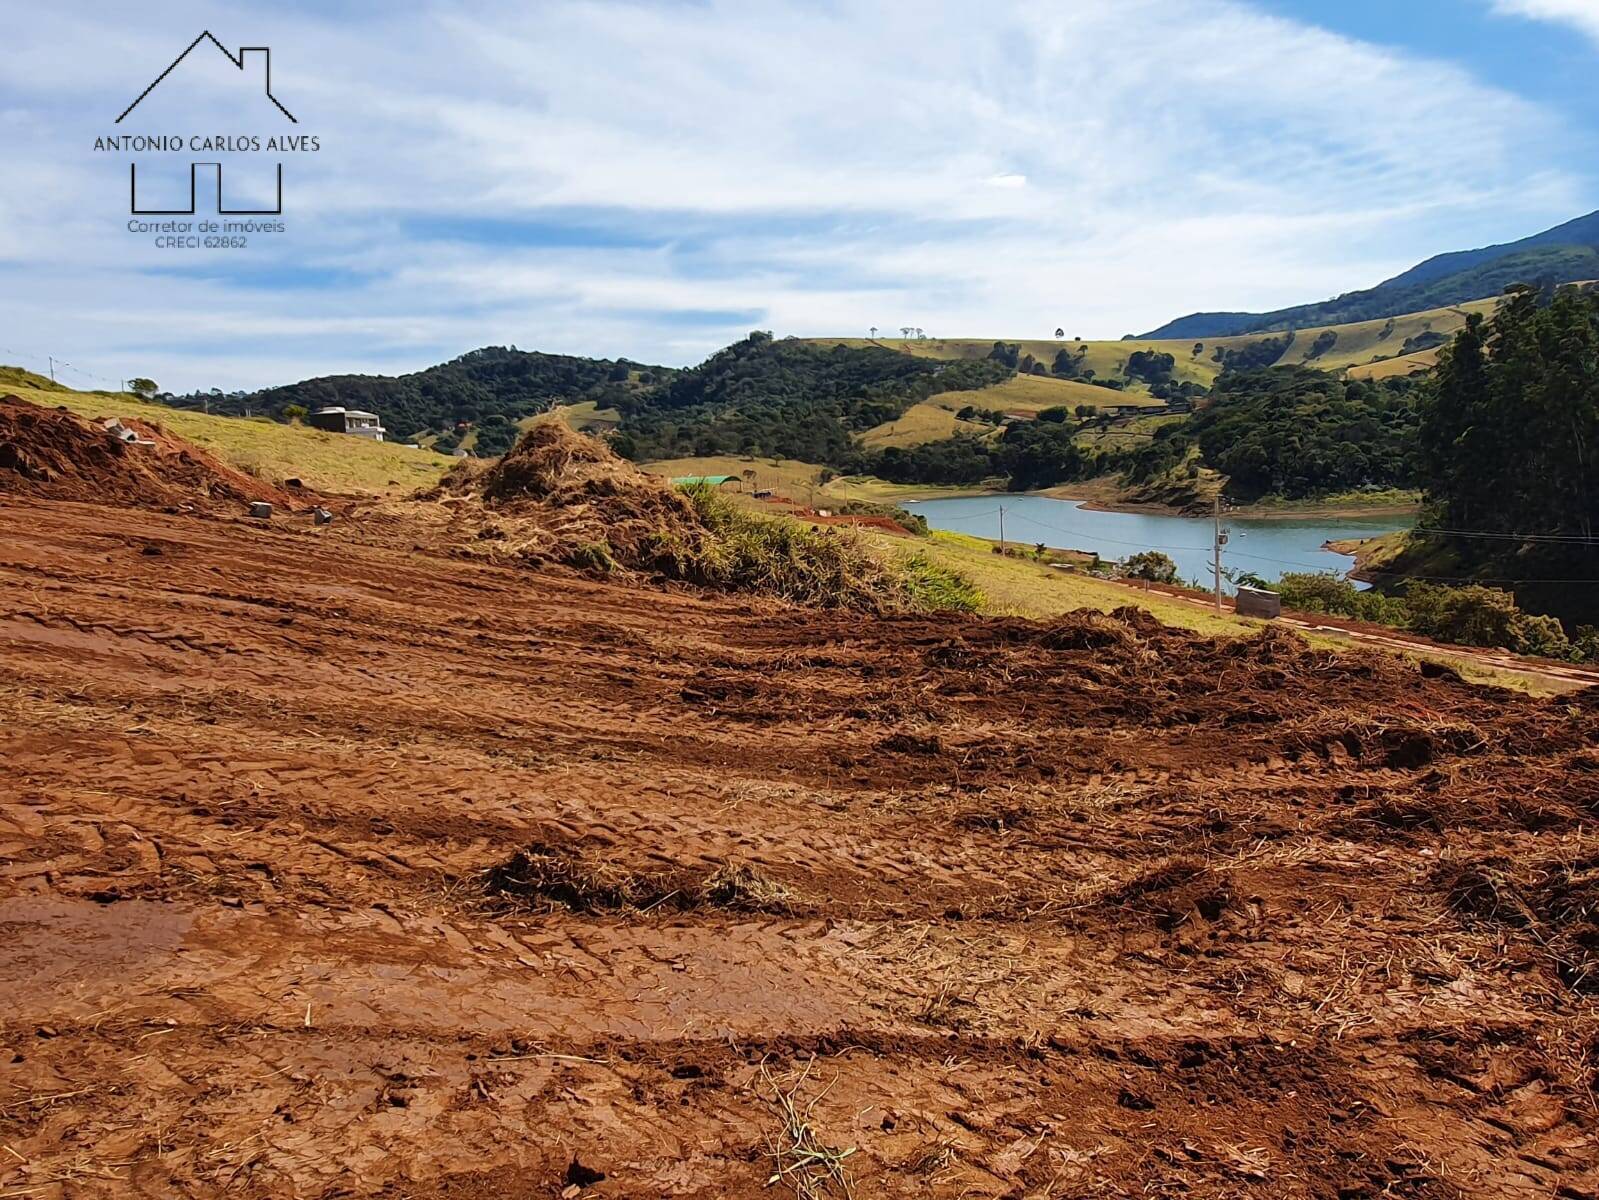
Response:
1573,626,1599,664
1406,583,1572,658
1406,583,1521,648
1274,572,1408,624
1515,612,1573,659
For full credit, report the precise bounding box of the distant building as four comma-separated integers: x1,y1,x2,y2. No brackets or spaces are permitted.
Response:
308,407,386,442
669,474,743,490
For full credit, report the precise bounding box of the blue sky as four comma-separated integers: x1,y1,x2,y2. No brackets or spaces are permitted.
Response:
1,0,1596,393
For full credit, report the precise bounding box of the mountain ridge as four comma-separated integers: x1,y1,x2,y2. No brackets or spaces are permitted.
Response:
1138,210,1599,339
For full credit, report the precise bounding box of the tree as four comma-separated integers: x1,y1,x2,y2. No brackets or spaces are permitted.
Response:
1125,551,1178,583
1414,285,1599,624
1125,350,1176,385
128,378,157,398
283,404,308,423
1051,347,1084,378
868,326,878,339
987,342,1020,369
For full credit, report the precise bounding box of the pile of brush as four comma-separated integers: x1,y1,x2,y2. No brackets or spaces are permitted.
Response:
424,420,979,613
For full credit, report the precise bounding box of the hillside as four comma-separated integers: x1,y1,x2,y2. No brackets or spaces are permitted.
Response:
810,296,1497,396
1,373,453,495
1139,209,1599,338
166,346,669,453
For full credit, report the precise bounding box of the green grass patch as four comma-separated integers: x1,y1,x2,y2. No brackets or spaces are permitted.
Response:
679,484,980,613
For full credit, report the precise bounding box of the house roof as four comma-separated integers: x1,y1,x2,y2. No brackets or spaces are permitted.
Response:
117,31,297,125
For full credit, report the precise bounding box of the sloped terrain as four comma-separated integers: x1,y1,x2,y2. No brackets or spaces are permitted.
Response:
0,395,294,511
1,494,1597,1198
812,296,1501,394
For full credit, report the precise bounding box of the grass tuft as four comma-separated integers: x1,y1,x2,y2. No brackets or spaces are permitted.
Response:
679,484,980,613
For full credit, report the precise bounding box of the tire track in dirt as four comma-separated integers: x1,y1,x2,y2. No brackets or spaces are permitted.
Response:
2,497,1597,1198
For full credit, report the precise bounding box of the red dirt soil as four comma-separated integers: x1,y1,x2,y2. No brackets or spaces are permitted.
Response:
0,395,293,511
2,494,1598,1198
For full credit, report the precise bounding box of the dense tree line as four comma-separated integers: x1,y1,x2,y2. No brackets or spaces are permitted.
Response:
613,333,1011,463
1178,366,1419,500
1415,284,1599,622
164,347,654,443
869,421,1111,492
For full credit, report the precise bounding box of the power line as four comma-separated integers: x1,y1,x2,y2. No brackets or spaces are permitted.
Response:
1361,568,1599,585
1413,526,1599,546
0,344,128,389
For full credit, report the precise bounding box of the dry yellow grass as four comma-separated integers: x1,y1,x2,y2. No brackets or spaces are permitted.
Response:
544,400,622,432
812,295,1506,390
637,455,826,500
930,373,1162,416
813,337,1222,388
1346,349,1443,381
1275,299,1497,372
858,401,991,448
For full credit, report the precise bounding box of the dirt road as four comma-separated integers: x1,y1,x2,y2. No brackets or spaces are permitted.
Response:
3,497,1597,1198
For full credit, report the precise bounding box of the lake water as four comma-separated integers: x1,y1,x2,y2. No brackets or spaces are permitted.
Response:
905,494,1409,591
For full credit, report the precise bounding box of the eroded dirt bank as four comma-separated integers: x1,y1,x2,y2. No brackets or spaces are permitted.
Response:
2,497,1597,1198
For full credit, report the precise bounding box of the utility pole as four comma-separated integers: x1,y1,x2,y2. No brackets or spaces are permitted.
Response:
998,504,1006,554
1212,494,1227,613
47,356,56,383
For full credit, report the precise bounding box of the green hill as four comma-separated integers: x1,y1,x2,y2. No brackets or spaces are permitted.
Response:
164,346,672,455
1139,209,1599,338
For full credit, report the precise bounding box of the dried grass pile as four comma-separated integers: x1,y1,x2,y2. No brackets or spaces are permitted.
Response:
428,420,979,612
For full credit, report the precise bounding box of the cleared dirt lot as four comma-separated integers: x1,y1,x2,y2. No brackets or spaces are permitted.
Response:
2,497,1598,1198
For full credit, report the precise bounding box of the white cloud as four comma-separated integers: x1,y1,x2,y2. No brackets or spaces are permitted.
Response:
1490,0,1599,45
0,0,1590,391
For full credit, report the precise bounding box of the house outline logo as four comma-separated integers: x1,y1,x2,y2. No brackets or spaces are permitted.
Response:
118,31,296,125
116,31,297,216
